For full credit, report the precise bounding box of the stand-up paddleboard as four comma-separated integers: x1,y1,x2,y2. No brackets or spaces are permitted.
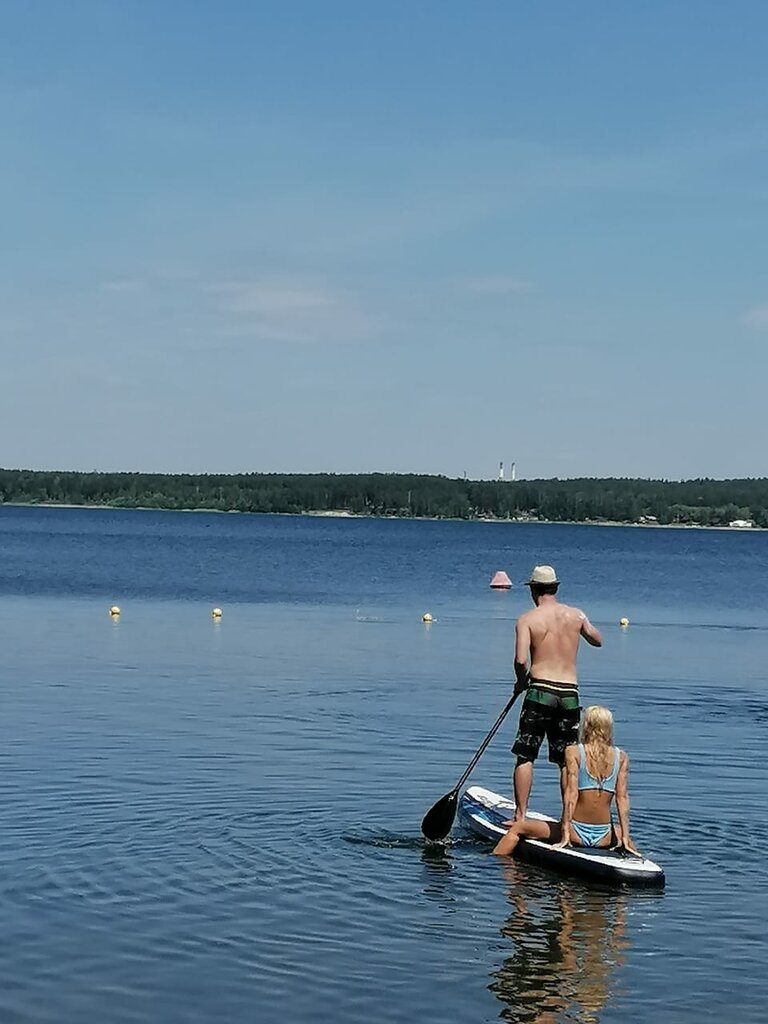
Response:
460,786,665,888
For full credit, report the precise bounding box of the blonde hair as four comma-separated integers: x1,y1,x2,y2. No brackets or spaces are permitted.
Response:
580,705,614,746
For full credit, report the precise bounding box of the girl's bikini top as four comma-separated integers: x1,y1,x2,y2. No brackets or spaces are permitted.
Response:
577,743,620,793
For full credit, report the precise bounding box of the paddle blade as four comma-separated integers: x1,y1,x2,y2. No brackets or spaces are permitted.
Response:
421,791,458,841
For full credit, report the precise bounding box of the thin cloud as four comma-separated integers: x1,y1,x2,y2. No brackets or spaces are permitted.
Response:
209,279,370,343
742,306,768,329
214,281,336,314
0,315,31,336
465,276,534,296
102,279,143,292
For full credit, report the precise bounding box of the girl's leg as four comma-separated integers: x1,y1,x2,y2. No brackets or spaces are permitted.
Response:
493,818,560,857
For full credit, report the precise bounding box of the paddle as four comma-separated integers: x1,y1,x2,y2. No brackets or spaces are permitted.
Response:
421,690,522,841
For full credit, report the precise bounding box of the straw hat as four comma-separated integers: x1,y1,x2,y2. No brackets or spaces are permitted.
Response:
527,565,559,585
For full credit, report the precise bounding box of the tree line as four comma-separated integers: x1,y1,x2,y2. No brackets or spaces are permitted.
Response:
0,469,766,527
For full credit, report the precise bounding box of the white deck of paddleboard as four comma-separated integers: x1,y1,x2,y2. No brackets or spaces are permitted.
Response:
463,785,664,878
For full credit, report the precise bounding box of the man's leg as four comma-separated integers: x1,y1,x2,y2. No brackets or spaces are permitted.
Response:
511,699,545,821
549,704,580,821
513,757,533,822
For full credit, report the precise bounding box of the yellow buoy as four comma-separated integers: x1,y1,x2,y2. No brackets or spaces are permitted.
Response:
109,605,121,617
619,617,630,627
212,607,223,619
422,612,433,623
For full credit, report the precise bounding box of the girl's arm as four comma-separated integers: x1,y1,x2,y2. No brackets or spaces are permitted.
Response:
553,746,579,848
615,752,641,855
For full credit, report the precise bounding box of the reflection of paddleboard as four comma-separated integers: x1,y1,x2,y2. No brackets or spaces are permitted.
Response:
460,786,665,888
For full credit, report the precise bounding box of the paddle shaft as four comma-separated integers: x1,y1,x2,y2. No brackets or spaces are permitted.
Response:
451,690,521,795
421,689,524,840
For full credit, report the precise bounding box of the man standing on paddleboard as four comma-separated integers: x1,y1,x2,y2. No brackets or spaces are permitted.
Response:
511,565,603,822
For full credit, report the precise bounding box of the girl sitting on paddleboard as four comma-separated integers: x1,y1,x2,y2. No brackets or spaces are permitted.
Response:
493,705,641,857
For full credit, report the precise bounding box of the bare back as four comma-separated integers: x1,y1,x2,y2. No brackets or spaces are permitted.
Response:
516,598,602,684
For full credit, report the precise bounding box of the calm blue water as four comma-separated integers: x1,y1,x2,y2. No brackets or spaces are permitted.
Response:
1,507,766,1023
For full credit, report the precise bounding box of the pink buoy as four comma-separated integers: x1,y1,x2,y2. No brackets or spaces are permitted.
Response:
490,570,512,589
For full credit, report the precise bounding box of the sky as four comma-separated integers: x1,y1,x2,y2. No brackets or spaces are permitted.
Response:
1,1,767,480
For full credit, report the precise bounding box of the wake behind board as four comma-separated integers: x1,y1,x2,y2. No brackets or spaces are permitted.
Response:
460,786,665,888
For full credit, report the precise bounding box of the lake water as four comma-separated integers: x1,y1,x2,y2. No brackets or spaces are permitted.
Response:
1,506,766,1023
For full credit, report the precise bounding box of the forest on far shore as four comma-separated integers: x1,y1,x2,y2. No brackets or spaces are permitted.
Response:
1,469,766,527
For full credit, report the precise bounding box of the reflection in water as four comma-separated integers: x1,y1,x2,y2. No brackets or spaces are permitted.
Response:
420,842,453,872
490,863,630,1023
420,841,458,908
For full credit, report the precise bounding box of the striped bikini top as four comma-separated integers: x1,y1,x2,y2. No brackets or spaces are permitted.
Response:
577,743,621,793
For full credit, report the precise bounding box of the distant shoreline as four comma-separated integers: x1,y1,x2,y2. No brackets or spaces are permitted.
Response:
1,501,764,531
2,469,765,530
